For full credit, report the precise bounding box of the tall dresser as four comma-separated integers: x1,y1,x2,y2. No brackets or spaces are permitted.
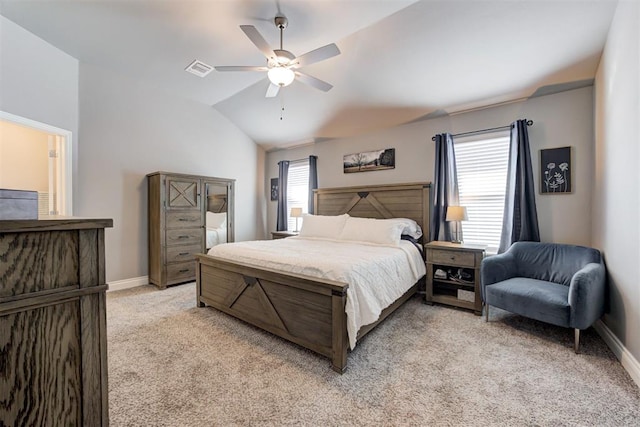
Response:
0,218,112,426
147,171,235,289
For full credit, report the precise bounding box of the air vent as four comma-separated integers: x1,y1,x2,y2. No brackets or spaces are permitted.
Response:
185,59,213,77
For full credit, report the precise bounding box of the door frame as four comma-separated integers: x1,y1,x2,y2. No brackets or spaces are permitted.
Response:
0,110,73,216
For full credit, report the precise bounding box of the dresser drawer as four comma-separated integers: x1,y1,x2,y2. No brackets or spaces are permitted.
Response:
166,244,202,263
166,261,196,283
166,228,203,246
428,248,476,267
166,210,202,228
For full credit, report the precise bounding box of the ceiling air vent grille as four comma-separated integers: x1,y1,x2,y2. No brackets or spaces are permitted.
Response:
185,59,213,77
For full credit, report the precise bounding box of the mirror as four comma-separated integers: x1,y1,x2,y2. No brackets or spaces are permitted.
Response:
205,182,232,249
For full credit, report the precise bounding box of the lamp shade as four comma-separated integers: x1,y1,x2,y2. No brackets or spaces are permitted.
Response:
268,67,295,87
446,206,468,221
290,207,303,218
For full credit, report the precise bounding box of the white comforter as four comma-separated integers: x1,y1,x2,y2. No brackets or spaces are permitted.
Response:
207,237,425,349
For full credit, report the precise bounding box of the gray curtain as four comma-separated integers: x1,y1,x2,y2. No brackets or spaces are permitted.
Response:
276,160,290,231
308,155,318,214
499,119,540,253
430,133,460,242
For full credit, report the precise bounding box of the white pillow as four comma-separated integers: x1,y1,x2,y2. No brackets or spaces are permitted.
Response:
339,216,404,246
392,218,423,239
206,212,227,228
298,214,348,240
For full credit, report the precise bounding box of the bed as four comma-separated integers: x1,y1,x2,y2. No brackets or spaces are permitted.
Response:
195,182,431,372
205,211,227,249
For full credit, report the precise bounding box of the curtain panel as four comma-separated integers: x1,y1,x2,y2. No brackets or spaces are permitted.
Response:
308,155,318,214
276,160,290,231
498,119,540,253
430,133,460,242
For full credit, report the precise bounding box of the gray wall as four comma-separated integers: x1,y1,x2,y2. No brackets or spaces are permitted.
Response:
266,86,595,248
0,15,79,190
593,0,640,365
77,63,265,282
1,16,265,282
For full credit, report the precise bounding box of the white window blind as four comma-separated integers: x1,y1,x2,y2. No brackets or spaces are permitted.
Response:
455,132,510,254
287,160,309,231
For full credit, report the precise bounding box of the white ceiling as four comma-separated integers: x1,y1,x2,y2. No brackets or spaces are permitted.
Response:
0,0,617,150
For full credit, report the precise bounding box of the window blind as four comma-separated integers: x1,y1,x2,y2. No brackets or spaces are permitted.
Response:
287,160,309,231
455,133,510,254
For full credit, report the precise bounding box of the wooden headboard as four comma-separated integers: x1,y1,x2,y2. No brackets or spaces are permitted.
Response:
313,182,432,242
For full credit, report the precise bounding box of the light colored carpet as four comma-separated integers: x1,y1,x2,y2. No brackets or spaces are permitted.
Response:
107,283,639,426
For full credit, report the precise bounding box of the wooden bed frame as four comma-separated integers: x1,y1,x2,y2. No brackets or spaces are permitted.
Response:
195,182,431,372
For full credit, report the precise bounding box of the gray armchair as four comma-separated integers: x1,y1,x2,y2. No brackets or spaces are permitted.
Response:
481,242,606,352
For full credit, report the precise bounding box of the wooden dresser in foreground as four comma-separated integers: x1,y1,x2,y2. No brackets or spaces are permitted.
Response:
425,241,485,315
0,218,112,426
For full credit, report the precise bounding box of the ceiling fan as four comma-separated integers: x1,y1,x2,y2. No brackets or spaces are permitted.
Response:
214,16,340,98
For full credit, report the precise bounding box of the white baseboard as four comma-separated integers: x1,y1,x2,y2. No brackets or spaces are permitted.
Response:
107,276,149,292
594,319,640,388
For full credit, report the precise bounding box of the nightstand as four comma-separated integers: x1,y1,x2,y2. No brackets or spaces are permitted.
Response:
271,231,299,239
425,241,486,315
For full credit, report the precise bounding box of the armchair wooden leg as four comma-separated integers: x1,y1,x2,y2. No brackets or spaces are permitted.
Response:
574,329,580,354
485,304,489,322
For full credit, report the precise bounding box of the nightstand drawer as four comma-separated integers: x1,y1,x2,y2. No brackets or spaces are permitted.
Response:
428,248,476,267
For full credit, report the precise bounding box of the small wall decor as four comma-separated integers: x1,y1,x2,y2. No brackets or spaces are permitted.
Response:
270,178,278,201
540,146,572,194
343,148,395,173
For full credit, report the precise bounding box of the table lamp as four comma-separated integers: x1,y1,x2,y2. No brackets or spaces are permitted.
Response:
290,207,303,232
445,206,468,243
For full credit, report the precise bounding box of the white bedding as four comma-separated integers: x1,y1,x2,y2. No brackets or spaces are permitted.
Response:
206,227,227,248
206,237,425,349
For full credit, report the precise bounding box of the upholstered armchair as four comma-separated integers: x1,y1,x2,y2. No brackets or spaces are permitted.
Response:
481,242,606,352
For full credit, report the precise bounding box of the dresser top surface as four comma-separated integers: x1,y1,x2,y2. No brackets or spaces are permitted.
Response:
0,217,113,233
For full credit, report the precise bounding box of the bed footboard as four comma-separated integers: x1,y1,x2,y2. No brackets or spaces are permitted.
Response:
196,254,350,372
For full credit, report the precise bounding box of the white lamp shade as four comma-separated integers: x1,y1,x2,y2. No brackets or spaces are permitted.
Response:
268,67,295,87
290,207,303,218
446,206,468,221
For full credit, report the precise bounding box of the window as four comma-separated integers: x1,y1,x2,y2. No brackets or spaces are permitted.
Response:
455,132,510,254
286,159,309,231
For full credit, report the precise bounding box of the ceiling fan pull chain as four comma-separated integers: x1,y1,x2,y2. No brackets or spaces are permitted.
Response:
280,92,285,120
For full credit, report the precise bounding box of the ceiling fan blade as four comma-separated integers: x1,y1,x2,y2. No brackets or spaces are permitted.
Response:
214,66,268,72
295,71,333,92
240,25,276,60
293,43,340,68
265,83,280,98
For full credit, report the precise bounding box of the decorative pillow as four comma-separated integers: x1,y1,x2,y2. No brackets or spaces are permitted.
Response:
206,212,227,229
298,214,348,239
392,218,423,239
339,216,404,246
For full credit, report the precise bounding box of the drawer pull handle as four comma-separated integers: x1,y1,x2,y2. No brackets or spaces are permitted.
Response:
179,252,189,256
450,256,455,260
178,235,189,239
178,218,194,221
179,269,189,273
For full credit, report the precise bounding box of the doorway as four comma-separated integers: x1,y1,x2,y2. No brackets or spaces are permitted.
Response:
0,111,73,216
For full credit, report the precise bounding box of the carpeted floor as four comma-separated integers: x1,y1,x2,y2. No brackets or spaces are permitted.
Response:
106,283,639,426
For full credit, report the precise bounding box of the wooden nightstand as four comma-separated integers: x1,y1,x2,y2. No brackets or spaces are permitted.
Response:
271,231,299,239
425,241,486,315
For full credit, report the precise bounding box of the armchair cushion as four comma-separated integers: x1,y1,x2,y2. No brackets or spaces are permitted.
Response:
485,278,570,327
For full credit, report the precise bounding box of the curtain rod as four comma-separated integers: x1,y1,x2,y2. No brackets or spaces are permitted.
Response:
431,120,533,141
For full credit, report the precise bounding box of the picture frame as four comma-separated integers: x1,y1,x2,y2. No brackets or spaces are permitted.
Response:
343,148,395,173
540,146,572,194
270,178,278,201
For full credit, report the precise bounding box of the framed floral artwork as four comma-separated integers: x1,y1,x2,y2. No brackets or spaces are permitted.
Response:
540,146,572,194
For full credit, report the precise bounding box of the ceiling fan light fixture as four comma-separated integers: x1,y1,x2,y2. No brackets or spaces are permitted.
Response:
268,67,295,87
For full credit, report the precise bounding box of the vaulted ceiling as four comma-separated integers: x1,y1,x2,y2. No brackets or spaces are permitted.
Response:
0,0,617,150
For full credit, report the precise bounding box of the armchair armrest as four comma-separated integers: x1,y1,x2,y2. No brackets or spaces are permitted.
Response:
480,252,517,300
568,262,606,329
